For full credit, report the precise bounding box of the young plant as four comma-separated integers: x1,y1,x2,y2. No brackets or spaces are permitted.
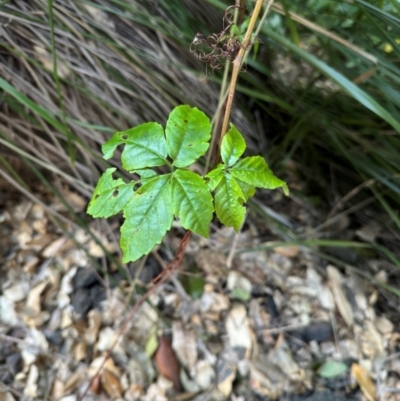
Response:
87,104,288,263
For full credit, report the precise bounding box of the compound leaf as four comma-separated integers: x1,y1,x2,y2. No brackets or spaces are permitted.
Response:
87,168,135,218
214,174,246,231
205,163,224,191
221,124,246,166
120,174,173,262
230,156,288,194
166,105,211,168
171,169,213,237
102,122,167,170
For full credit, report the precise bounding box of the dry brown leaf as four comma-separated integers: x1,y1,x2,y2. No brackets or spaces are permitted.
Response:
249,364,279,398
63,370,85,394
274,245,299,258
0,296,19,325
125,384,144,400
22,311,50,328
145,383,168,401
85,309,102,345
100,369,123,398
327,265,354,327
195,360,216,390
227,271,252,296
74,341,87,362
360,321,384,358
225,304,253,358
97,327,125,355
23,364,39,398
200,291,229,313
26,233,53,252
216,367,236,397
42,237,71,258
87,232,119,257
375,316,394,336
194,249,225,276
351,363,376,401
15,220,33,248
154,335,182,392
50,379,64,399
172,321,197,374
268,343,303,381
3,282,27,303
88,356,106,378
26,279,49,316
0,392,17,401
104,357,121,378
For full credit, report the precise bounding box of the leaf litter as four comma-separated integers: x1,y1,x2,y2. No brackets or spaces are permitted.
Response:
1,187,400,401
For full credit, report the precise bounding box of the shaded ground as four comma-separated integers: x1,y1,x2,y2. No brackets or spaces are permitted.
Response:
1,184,400,401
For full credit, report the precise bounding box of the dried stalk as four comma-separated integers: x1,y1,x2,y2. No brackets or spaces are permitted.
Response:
219,0,273,146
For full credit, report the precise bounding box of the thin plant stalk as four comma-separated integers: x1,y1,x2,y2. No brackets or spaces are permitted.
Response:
219,0,273,146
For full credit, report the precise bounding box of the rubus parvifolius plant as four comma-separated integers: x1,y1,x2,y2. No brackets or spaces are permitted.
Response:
87,105,288,263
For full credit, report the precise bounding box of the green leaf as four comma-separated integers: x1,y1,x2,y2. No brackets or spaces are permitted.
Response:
221,124,246,166
134,169,158,184
232,287,251,301
214,174,246,231
135,169,157,179
87,168,135,218
102,122,167,170
318,360,348,378
181,275,205,299
120,174,173,262
230,156,289,194
171,169,214,237
166,105,211,168
145,328,159,357
205,163,224,190
236,179,256,201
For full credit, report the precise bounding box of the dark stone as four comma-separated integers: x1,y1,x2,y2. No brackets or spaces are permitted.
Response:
7,326,25,339
288,390,353,401
0,342,15,361
90,285,106,309
71,287,93,317
264,294,279,323
303,321,333,343
129,254,162,283
44,329,63,346
288,321,333,344
72,267,102,289
0,370,13,384
6,353,22,375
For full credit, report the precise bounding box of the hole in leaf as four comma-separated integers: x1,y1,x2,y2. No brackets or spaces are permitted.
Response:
112,189,119,197
121,134,128,140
